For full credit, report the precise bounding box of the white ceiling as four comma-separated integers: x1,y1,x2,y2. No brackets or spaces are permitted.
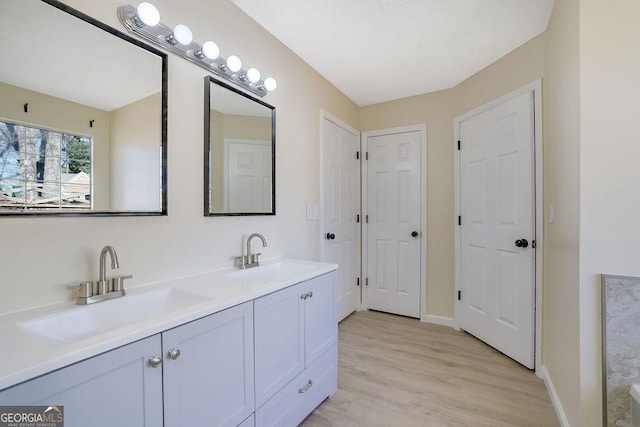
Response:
230,0,556,106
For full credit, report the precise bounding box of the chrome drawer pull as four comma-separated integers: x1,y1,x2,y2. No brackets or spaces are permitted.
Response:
298,379,313,394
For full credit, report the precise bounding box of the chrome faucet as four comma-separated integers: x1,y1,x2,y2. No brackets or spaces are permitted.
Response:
67,245,132,305
98,245,120,295
236,233,267,269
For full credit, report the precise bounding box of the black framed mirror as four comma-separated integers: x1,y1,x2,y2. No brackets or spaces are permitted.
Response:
204,76,275,216
0,0,167,216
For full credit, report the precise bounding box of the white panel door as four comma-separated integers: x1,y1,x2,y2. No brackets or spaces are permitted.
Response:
459,90,535,368
225,139,272,212
366,130,422,318
322,117,360,322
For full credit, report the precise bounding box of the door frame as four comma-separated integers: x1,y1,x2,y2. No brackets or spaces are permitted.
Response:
453,80,543,373
320,110,362,312
361,124,428,320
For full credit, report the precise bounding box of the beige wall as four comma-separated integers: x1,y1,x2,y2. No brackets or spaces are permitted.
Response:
579,0,640,424
542,0,582,424
359,34,545,318
0,81,111,210
210,109,224,212
110,92,162,211
0,0,358,314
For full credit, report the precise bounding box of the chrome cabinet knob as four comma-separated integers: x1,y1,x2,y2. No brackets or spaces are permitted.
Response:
148,356,162,368
168,349,181,360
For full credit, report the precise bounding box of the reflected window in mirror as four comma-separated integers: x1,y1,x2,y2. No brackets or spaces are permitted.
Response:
204,76,275,216
0,0,167,216
0,120,92,210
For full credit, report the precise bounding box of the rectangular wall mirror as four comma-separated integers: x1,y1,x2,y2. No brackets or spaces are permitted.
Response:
0,0,167,216
204,76,275,216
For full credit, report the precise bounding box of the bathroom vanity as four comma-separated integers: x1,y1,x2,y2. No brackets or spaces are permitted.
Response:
0,258,338,427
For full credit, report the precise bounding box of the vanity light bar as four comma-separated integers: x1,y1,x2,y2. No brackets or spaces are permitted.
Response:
117,3,277,97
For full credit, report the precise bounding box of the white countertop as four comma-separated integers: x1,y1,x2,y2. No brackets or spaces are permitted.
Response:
0,257,337,391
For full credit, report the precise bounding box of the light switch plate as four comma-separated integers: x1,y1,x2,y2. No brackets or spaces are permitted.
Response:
314,205,320,220
306,205,313,221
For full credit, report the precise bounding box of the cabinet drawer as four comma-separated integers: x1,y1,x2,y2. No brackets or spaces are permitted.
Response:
255,345,337,427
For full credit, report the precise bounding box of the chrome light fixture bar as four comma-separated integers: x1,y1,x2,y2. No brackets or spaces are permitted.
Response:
117,3,277,97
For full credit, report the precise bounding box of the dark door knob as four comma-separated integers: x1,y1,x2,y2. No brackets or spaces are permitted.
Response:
515,239,529,248
411,231,419,237
326,233,335,240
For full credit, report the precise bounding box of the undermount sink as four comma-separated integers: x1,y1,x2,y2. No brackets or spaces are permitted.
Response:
225,261,319,284
19,288,206,342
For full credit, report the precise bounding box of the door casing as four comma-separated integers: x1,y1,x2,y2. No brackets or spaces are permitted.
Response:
453,80,543,374
362,124,428,320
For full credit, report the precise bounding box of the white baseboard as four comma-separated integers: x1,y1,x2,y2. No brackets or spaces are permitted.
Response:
541,365,570,427
421,314,456,328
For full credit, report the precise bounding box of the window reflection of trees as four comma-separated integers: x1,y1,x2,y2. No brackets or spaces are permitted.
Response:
0,120,91,210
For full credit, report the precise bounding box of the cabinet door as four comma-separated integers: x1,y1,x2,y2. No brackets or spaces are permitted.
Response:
162,301,254,427
254,282,305,408
0,335,163,427
305,272,338,365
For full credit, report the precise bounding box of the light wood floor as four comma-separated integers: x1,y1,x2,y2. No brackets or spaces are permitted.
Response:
302,310,559,427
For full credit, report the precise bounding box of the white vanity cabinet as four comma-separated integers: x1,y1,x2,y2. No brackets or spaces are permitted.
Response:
0,301,254,427
0,261,338,427
0,335,164,427
254,272,338,426
162,301,254,426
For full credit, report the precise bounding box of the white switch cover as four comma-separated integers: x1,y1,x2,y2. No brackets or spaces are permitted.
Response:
314,205,320,220
306,205,313,221
548,203,555,224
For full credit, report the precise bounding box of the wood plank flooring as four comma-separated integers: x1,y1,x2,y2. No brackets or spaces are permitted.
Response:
302,310,559,427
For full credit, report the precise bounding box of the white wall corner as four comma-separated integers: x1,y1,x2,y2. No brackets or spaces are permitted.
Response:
540,365,571,427
421,314,456,329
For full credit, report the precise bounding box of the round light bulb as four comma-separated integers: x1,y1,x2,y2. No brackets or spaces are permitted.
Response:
201,41,220,60
246,67,261,83
263,77,277,92
137,2,160,26
226,55,242,73
173,24,193,45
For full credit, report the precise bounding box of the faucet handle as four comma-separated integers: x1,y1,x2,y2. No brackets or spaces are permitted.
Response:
251,253,262,264
235,256,247,269
112,274,133,292
67,281,94,298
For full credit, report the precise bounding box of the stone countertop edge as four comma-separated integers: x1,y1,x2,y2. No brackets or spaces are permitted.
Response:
0,257,338,391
